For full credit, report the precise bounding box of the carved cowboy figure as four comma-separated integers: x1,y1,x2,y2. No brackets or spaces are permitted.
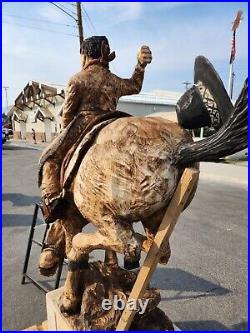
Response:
39,36,152,223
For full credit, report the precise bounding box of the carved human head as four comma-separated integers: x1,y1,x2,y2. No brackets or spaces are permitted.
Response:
81,36,110,59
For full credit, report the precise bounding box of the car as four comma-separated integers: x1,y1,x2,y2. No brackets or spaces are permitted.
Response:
2,127,13,136
2,132,6,144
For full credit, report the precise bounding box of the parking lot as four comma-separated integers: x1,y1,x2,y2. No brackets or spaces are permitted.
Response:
2,142,248,330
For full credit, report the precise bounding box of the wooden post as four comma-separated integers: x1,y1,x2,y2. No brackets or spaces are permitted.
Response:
116,168,199,330
76,2,84,52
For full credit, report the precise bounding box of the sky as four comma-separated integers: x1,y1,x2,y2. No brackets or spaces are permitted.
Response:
2,1,248,111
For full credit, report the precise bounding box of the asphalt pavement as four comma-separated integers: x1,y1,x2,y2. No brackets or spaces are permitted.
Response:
2,142,248,330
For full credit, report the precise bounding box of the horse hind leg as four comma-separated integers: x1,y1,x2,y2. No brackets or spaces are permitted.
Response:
141,208,171,265
104,250,118,266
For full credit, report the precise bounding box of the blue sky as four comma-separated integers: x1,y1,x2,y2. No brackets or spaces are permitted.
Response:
2,2,248,110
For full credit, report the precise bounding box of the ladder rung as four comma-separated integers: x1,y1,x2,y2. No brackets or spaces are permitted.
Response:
23,273,49,293
32,239,43,247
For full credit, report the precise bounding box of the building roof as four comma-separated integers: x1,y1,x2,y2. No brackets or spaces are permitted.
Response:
34,107,54,121
8,81,65,117
13,109,28,122
119,90,182,106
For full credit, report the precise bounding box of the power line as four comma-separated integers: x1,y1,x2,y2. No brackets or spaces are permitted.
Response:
50,2,77,21
3,20,78,37
4,14,77,28
57,2,76,16
182,81,192,91
82,7,97,34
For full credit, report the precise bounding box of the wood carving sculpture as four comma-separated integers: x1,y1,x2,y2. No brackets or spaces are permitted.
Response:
38,36,248,330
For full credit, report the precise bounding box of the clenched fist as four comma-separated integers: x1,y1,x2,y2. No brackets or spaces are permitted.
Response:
137,45,152,68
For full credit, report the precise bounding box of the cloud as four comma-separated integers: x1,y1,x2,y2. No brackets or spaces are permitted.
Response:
2,2,248,105
86,2,143,25
110,8,248,73
36,3,67,23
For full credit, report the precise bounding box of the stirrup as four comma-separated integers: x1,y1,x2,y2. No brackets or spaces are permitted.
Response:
41,194,66,224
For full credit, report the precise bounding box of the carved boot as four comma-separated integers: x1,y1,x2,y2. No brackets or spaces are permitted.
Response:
41,191,66,224
40,158,66,223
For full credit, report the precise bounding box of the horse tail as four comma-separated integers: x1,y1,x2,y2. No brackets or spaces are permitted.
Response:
172,78,248,167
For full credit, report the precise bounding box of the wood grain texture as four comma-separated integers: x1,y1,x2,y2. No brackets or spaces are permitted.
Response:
116,168,199,330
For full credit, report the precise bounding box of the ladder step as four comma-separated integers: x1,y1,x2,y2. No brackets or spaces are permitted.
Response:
32,239,43,247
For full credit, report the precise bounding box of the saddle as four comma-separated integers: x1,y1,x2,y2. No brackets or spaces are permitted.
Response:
60,111,132,190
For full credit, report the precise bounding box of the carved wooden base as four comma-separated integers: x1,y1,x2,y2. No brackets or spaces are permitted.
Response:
46,261,175,330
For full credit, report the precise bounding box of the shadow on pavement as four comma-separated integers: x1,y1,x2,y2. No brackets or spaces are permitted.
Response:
175,320,248,331
231,321,248,330
2,214,44,227
2,144,36,151
3,193,41,207
154,267,230,301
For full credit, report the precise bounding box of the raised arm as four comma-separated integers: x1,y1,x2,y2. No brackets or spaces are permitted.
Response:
117,45,152,97
61,78,81,129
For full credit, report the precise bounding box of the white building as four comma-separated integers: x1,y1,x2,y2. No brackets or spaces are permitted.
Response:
9,81,181,143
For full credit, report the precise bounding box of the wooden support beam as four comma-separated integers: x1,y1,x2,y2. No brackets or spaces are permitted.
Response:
116,168,199,331
34,101,42,108
58,93,65,100
43,97,55,106
15,105,24,112
23,103,33,110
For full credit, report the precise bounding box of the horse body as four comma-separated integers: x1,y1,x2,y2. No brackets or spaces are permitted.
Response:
73,116,194,224
39,76,247,315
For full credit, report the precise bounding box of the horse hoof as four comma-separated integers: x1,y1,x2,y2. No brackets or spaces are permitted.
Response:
39,248,61,276
124,260,140,270
159,255,170,265
59,293,81,315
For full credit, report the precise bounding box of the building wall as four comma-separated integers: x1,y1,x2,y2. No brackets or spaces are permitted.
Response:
13,99,63,143
14,131,21,140
26,131,46,143
117,101,175,116
13,99,177,143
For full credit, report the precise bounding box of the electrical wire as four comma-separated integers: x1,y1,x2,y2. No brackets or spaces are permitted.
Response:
57,2,76,16
4,14,77,28
3,20,78,37
82,7,97,34
50,2,77,21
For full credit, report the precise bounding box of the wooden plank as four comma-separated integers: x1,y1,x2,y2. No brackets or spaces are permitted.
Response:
46,288,73,330
116,168,199,330
23,320,47,331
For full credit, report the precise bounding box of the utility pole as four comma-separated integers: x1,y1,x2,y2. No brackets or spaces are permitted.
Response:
51,2,84,68
182,81,191,91
76,2,84,53
76,2,84,68
3,86,14,130
3,86,9,114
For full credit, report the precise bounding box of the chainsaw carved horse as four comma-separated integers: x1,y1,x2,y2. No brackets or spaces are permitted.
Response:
38,36,248,328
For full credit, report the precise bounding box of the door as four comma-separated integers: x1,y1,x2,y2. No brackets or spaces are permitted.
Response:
20,121,27,140
44,118,52,142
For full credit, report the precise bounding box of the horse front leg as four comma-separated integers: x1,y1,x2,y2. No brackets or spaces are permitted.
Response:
61,217,142,314
57,206,89,314
60,231,102,314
